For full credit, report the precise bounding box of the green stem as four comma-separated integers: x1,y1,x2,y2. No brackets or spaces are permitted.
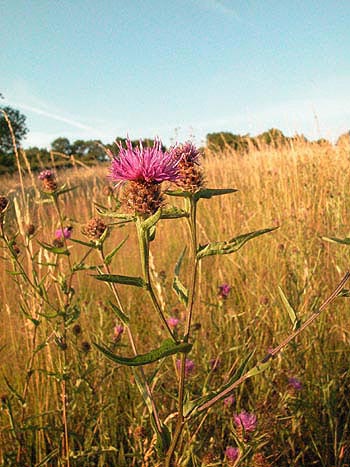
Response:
136,217,177,342
165,196,198,467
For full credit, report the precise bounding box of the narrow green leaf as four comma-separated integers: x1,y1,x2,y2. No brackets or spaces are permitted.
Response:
108,300,130,325
160,206,189,219
95,203,134,221
197,227,278,259
278,286,300,330
34,448,59,466
94,338,192,367
105,236,129,265
322,236,350,245
193,187,238,201
70,237,99,248
184,350,256,417
93,274,146,288
37,240,70,256
55,184,78,196
141,208,162,231
173,248,189,305
165,189,192,198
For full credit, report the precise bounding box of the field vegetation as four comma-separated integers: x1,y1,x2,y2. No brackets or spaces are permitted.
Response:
1,138,350,466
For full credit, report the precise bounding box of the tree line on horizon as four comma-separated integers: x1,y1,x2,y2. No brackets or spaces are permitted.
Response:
1,103,350,175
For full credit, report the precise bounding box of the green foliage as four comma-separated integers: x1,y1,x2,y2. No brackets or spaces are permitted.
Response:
0,105,28,154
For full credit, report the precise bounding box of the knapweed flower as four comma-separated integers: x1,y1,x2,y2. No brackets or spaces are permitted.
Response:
109,138,179,215
171,141,204,192
82,218,107,240
38,169,57,192
176,358,195,376
225,446,239,464
167,316,179,329
218,283,231,299
288,377,302,391
224,395,235,408
110,138,178,184
233,410,257,433
113,324,124,342
55,226,72,240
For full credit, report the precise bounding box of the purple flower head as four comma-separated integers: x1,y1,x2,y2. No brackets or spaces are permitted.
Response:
171,141,201,164
224,395,235,408
109,138,179,184
233,410,257,433
38,169,54,180
113,325,124,342
55,227,72,240
176,358,195,377
225,446,239,463
218,283,231,299
288,377,302,391
167,316,179,329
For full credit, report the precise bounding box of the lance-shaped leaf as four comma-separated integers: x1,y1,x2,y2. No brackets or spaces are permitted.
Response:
322,236,350,245
193,188,238,201
70,237,99,249
55,184,78,197
173,248,188,306
278,286,300,330
94,338,192,367
197,226,278,260
104,236,129,265
37,240,70,256
160,206,189,219
95,203,135,222
93,274,146,288
108,300,130,325
184,349,256,418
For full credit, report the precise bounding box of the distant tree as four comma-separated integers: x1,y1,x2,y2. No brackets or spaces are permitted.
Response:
256,128,287,148
71,139,106,161
51,137,72,155
0,105,28,154
206,132,255,153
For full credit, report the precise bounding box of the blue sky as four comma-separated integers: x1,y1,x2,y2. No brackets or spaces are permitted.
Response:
1,0,350,148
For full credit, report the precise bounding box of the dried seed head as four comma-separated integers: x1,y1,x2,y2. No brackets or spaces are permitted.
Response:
42,178,58,193
0,195,9,214
121,181,163,215
133,425,147,439
201,452,216,465
12,242,20,256
52,238,64,248
72,324,82,336
0,393,9,405
25,224,36,236
82,218,107,239
81,341,91,352
176,159,204,192
253,453,271,467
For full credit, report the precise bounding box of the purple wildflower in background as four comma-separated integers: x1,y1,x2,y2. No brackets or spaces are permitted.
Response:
109,138,178,184
113,325,124,342
38,169,54,180
233,410,257,433
224,395,235,408
176,358,195,376
288,377,302,391
225,446,239,464
171,141,201,164
167,316,179,329
218,283,231,299
55,227,72,240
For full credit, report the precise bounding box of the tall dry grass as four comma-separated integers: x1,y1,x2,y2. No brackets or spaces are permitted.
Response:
1,140,350,466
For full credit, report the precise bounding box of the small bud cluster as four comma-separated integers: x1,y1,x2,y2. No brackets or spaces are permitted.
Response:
82,218,107,239
122,181,163,215
171,142,204,193
38,169,57,192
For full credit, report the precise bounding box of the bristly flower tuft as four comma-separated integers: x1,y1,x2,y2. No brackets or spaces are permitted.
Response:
109,138,178,184
170,141,204,192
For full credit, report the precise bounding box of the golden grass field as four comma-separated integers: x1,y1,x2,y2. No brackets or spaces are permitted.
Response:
1,140,350,466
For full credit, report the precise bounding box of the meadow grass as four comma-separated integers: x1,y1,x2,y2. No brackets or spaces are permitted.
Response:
1,141,350,466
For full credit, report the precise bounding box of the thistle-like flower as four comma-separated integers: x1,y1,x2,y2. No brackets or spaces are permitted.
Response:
109,138,178,215
171,141,204,192
233,410,257,439
82,218,107,240
38,169,57,192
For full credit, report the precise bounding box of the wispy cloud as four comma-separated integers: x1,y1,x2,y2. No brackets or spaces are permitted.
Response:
5,101,97,132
